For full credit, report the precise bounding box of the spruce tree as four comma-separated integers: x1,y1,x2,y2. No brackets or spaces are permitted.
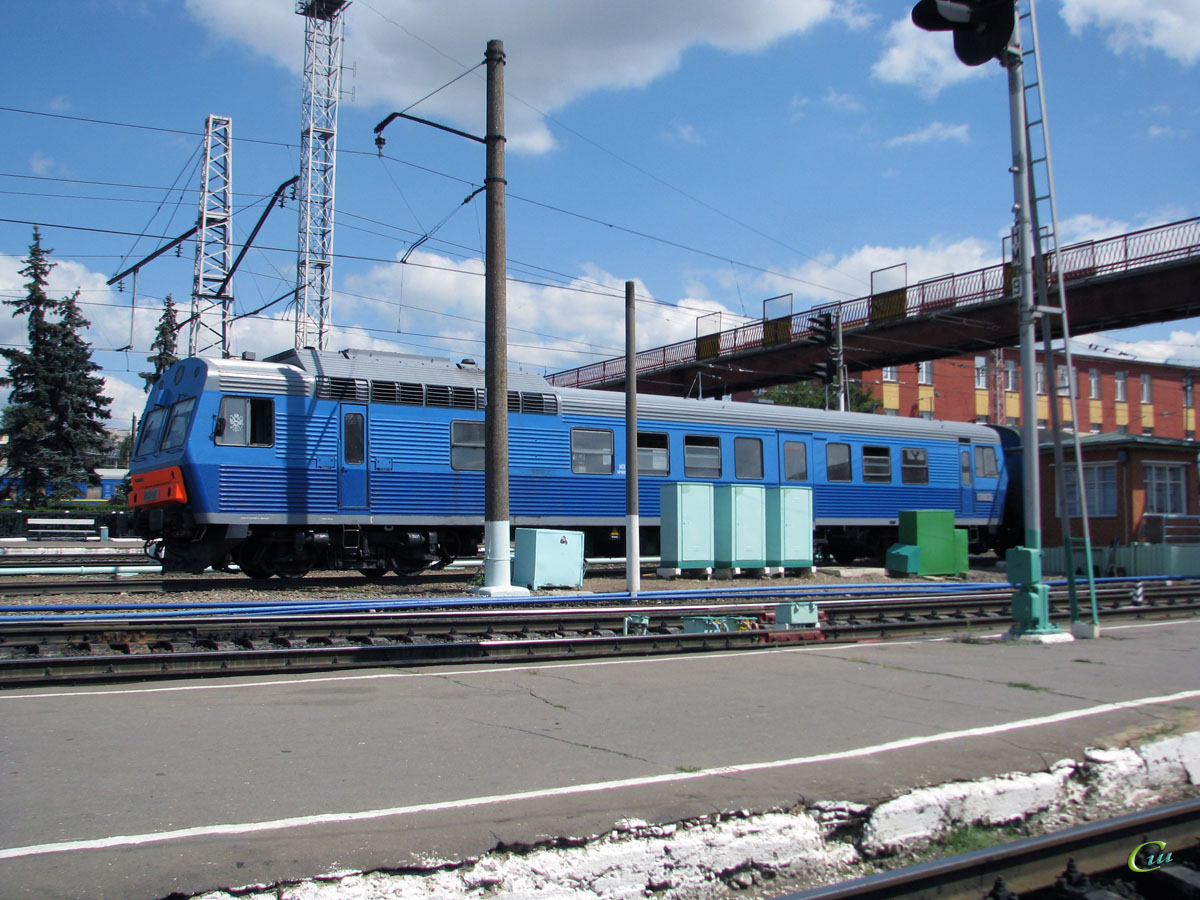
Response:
1,229,113,504
140,294,180,391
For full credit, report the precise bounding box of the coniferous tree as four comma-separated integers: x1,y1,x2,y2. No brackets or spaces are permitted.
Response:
1,229,113,504
140,294,179,391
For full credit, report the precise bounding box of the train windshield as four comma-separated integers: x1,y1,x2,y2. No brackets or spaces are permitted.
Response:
161,398,196,452
134,406,168,457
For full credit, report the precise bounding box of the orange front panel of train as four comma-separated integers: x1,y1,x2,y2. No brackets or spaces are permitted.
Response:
129,466,189,508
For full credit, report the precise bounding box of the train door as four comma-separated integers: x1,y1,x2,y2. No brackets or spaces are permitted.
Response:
959,439,975,518
339,403,368,509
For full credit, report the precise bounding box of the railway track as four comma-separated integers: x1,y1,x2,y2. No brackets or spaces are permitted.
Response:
1,578,1196,685
781,795,1200,899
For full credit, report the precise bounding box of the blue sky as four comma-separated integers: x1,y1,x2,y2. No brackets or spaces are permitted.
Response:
1,0,1197,427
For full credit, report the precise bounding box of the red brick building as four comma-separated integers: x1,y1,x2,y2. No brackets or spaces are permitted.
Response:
858,350,1198,439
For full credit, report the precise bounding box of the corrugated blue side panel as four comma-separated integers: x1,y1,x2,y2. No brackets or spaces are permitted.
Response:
511,423,568,469
371,419,449,468
276,406,338,462
218,465,337,513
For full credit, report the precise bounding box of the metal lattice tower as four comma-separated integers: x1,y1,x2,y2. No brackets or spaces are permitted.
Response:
189,114,234,357
295,0,348,350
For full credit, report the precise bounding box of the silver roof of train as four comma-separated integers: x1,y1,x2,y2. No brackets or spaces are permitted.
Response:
191,348,999,444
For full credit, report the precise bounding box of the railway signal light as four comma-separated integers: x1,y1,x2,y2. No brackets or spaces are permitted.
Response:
808,312,835,347
811,360,834,385
911,0,1015,66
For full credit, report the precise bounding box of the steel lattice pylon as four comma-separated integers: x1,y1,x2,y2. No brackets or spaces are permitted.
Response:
295,0,348,351
190,114,234,357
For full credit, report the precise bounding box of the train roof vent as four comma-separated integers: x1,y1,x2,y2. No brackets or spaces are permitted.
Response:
506,390,558,415
318,376,368,402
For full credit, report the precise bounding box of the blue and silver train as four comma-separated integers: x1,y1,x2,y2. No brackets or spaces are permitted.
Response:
128,348,1018,577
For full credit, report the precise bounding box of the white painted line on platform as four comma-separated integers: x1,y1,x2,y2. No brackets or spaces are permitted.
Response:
3,686,1200,861
4,616,1197,702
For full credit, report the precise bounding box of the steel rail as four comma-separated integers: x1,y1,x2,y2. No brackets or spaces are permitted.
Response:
776,795,1200,899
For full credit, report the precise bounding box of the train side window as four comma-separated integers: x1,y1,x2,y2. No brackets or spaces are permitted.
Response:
571,428,614,474
862,446,891,483
637,432,670,476
160,398,196,452
783,441,807,482
135,407,168,455
450,420,485,470
826,442,852,482
961,450,972,486
975,445,999,478
684,434,721,478
901,447,929,484
734,437,763,480
344,412,364,466
215,397,274,447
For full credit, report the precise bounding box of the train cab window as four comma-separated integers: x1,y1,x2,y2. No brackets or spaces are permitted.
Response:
571,428,614,474
637,432,670,476
975,445,999,478
684,435,721,478
450,420,485,470
160,399,196,452
782,441,807,482
215,397,275,447
734,437,763,480
901,447,929,484
826,443,852,482
344,413,364,466
135,406,168,456
862,446,892,483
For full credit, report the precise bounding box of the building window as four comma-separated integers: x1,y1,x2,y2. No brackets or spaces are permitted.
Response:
1035,368,1046,395
1061,464,1118,518
571,428,614,474
1185,375,1194,409
1145,464,1186,515
1089,368,1101,400
1115,371,1127,402
974,356,988,389
1090,423,1102,434
734,437,763,480
917,361,933,385
450,420,485,471
826,442,852,482
1005,359,1018,392
1141,374,1152,404
1143,426,1154,436
862,446,891,483
882,366,898,382
637,432,670,476
684,434,721,478
1056,365,1073,396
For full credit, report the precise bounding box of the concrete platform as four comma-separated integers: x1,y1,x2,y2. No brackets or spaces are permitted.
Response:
1,617,1198,899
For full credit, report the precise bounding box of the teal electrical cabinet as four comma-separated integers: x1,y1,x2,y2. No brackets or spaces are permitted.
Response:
512,528,584,589
714,484,766,568
660,482,714,569
765,486,813,568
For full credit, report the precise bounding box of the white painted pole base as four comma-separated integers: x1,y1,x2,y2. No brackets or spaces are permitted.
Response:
625,514,640,596
473,519,530,597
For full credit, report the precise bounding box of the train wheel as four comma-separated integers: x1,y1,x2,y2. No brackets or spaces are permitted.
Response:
359,568,387,579
274,564,311,580
238,561,273,579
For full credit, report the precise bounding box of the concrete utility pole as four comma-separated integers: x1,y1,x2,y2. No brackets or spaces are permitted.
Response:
477,39,527,596
625,280,640,596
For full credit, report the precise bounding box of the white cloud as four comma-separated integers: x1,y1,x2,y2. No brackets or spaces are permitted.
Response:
1059,0,1200,65
823,86,864,112
872,16,995,97
885,121,970,147
29,152,54,175
664,122,704,145
185,0,844,153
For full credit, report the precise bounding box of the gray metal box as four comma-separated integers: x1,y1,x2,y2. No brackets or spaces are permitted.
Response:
660,482,714,569
714,484,766,568
512,528,584,589
765,486,814,568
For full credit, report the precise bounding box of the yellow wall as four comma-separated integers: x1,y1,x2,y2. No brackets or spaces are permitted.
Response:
1115,402,1129,427
918,384,935,414
883,382,899,411
975,389,990,417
